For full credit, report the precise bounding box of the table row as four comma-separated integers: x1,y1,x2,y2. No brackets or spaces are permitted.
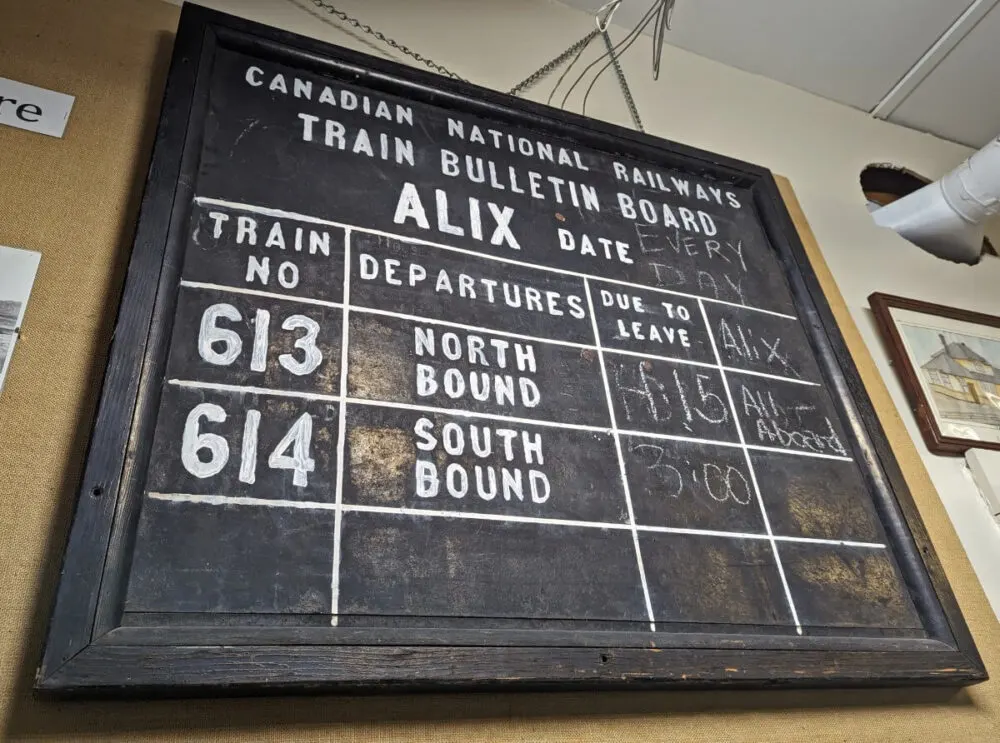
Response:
164,285,849,451
187,192,799,316
147,386,874,541
124,496,919,632
181,204,820,383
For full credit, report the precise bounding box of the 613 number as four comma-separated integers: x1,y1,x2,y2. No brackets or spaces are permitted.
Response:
199,303,322,376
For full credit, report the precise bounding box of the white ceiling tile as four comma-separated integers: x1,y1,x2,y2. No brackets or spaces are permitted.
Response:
888,4,1000,147
560,0,975,111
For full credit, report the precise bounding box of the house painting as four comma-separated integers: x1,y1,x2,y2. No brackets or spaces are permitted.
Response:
922,334,1000,405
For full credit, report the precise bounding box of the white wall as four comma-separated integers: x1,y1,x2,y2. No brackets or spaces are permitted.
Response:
165,0,1000,615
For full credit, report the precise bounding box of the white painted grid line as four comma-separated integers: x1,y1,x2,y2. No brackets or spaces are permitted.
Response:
743,443,851,462
150,492,333,510
585,278,657,632
723,366,819,387
699,298,803,635
604,347,716,369
345,396,615,434
166,379,339,402
194,196,799,321
354,304,592,351
165,379,853,462
769,534,884,549
180,280,344,309
351,503,629,531
330,229,352,626
146,492,887,549
602,347,819,387
186,278,818,388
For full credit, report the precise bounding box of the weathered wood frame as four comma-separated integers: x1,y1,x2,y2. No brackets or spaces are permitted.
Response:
36,3,986,695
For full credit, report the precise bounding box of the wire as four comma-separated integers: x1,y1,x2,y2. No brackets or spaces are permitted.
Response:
558,0,662,111
581,3,661,118
560,0,662,113
546,33,598,106
652,0,676,79
517,1,618,100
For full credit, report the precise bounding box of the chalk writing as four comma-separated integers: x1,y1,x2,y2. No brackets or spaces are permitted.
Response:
628,440,752,506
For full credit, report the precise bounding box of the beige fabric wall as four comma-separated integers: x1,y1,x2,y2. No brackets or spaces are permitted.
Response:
0,0,997,740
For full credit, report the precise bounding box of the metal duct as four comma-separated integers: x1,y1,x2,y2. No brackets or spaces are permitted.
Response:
873,136,1000,263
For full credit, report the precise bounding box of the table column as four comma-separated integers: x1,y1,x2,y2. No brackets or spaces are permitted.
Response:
124,200,348,618
699,300,919,632
697,297,802,634
586,277,799,631
331,231,651,629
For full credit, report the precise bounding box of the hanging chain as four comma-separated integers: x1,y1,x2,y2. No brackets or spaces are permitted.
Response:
602,30,644,132
507,30,599,96
301,0,647,132
307,0,468,82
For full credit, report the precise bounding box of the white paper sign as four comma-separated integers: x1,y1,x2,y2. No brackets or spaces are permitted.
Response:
0,246,41,396
0,77,75,138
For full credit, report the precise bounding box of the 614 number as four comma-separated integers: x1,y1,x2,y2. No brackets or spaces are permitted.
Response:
182,403,316,487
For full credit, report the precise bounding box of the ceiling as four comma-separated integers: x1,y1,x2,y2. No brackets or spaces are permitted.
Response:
558,0,1000,148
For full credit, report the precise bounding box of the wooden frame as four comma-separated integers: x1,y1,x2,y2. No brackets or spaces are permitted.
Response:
36,4,985,695
871,292,1000,455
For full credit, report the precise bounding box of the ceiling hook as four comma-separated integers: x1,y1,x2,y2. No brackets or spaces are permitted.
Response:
596,0,623,32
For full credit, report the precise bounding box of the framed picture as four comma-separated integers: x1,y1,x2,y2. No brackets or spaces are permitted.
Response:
36,4,986,694
870,292,1000,455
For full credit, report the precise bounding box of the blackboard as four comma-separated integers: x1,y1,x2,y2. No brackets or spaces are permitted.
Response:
37,4,985,694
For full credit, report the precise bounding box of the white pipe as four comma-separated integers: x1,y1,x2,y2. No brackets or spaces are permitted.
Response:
873,135,1000,263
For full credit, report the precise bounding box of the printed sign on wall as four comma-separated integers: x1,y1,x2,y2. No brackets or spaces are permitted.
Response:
0,77,74,138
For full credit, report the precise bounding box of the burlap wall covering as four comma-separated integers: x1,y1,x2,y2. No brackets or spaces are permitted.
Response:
0,0,998,740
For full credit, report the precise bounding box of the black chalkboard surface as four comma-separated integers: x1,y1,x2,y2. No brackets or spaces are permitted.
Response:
38,4,985,694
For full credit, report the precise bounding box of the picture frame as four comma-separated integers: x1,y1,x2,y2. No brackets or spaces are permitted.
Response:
35,4,986,694
870,292,1000,455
